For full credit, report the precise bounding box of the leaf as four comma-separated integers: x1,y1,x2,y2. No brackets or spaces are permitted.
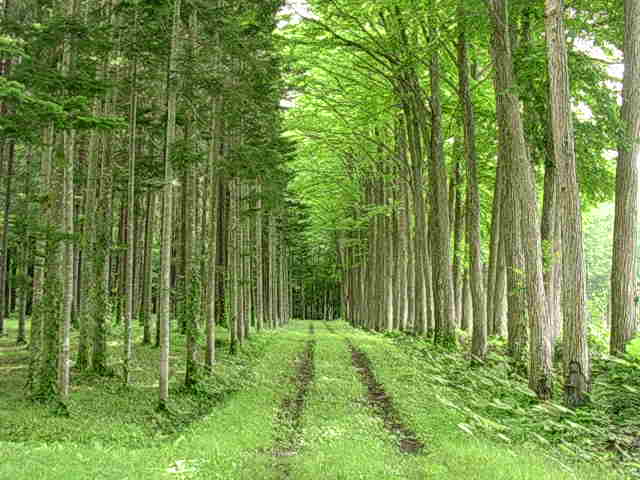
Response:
457,423,474,435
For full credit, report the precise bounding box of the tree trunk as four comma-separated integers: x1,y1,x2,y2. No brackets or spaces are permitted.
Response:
429,52,456,345
451,158,465,327
0,140,14,336
610,0,640,355
458,1,487,360
255,180,264,331
123,52,138,385
158,0,181,410
545,0,590,407
141,189,156,345
205,102,221,371
489,0,553,400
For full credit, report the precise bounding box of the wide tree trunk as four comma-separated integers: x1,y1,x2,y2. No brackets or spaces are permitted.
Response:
610,0,640,355
545,0,590,407
489,0,553,399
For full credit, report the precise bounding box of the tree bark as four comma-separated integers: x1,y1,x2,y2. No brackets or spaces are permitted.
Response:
141,189,156,345
458,1,487,360
488,0,553,399
0,140,14,336
610,0,640,355
159,0,181,410
545,0,590,407
124,52,138,385
429,52,456,345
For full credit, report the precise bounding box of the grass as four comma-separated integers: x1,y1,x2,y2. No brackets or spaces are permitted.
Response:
348,324,631,479
288,322,424,479
0,315,244,447
0,318,634,479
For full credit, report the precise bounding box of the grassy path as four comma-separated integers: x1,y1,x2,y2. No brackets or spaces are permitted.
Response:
0,320,626,479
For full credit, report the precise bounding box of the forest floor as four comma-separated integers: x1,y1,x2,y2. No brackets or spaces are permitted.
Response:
0,319,634,479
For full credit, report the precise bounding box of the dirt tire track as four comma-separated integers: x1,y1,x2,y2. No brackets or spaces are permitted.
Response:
347,340,425,454
271,329,316,477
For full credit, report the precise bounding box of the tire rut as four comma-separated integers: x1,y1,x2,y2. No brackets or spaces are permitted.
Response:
347,340,425,454
271,327,316,477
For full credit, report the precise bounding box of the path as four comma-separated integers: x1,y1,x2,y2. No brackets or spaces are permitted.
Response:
0,321,619,479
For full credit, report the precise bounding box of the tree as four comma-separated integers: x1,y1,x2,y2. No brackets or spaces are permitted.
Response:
545,0,590,407
488,0,553,399
158,0,181,411
458,0,487,360
610,0,640,355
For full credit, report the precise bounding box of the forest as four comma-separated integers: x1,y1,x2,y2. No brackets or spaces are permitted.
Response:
0,0,639,478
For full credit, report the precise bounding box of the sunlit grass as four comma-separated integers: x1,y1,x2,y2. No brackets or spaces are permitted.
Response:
0,319,630,479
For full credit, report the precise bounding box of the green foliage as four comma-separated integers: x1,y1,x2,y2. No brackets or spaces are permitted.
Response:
386,331,638,478
626,336,640,362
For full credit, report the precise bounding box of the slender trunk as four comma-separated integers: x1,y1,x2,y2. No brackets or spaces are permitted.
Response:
0,141,14,335
38,128,62,401
59,0,77,400
141,189,156,345
461,270,472,331
255,180,264,331
451,158,465,326
429,52,456,345
458,3,487,360
124,52,138,385
486,164,502,336
205,106,221,371
159,0,181,410
494,224,508,337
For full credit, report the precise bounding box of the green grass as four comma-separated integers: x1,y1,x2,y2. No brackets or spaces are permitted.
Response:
288,322,424,479
0,318,632,479
0,315,241,447
342,322,626,480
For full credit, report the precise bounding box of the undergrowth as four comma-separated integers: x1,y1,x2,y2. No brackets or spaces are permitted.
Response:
388,332,640,479
0,317,272,449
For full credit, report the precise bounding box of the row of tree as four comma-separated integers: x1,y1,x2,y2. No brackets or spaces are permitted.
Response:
0,0,295,409
285,0,638,408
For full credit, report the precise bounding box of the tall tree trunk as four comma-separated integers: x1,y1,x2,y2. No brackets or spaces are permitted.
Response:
488,158,507,336
59,0,78,402
545,0,590,406
158,0,181,410
255,180,264,331
124,52,138,385
141,189,156,345
268,212,278,329
461,270,472,331
451,158,465,326
205,106,221,371
0,141,14,336
486,157,502,336
610,0,640,355
429,52,456,345
540,152,559,332
458,1,487,360
489,0,553,399
184,162,198,387
494,226,508,337
28,127,53,391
